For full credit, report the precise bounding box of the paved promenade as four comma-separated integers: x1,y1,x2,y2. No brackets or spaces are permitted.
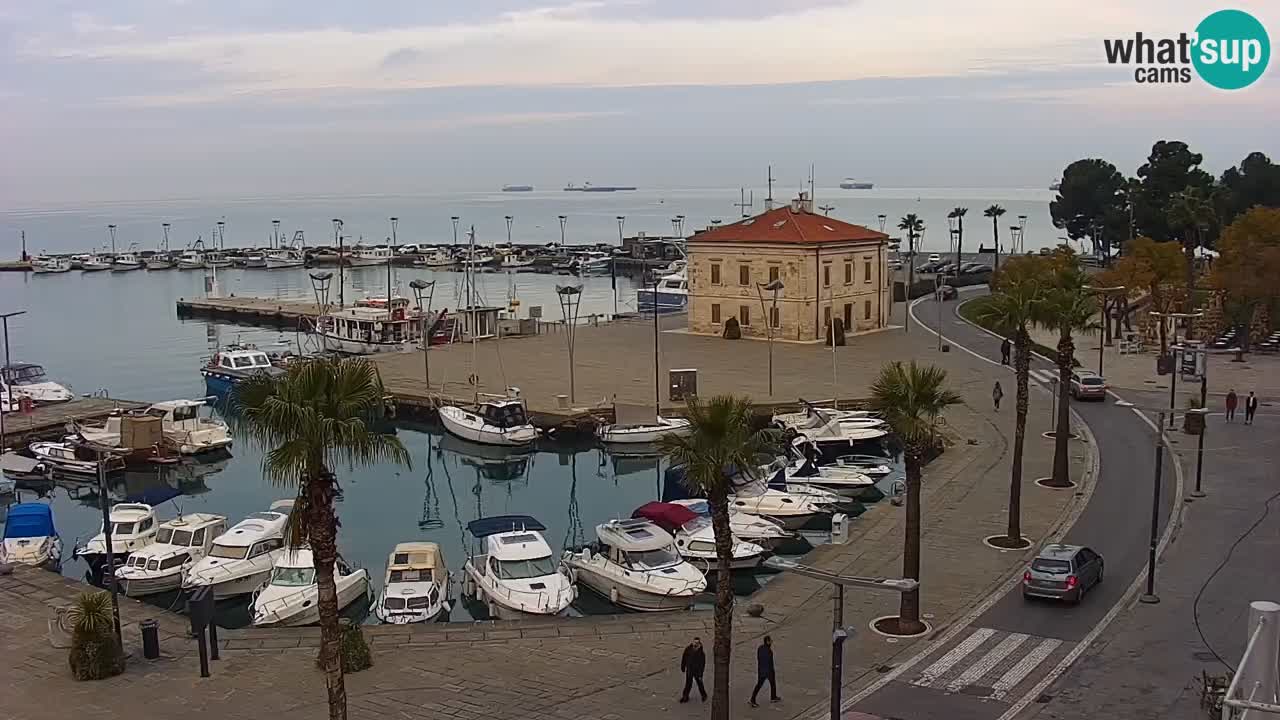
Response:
1,305,1094,720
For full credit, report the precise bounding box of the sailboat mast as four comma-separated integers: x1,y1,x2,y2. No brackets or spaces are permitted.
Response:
469,225,478,404
653,276,660,418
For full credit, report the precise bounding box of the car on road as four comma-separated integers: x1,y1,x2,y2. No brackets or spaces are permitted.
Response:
936,284,958,300
927,253,941,263
1023,544,1104,604
934,262,957,275
959,262,991,274
1069,371,1108,401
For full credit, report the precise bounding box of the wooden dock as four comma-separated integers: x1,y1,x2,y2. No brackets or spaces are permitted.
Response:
2,397,148,447
176,296,322,327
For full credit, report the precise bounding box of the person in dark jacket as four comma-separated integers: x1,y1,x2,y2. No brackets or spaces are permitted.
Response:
749,635,779,707
1226,389,1238,422
1000,337,1012,365
679,637,706,703
1245,391,1259,425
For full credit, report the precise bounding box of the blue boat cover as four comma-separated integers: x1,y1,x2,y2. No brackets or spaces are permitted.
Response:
662,463,755,501
467,514,546,538
3,503,57,539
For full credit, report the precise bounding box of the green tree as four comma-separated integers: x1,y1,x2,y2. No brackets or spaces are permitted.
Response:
1050,159,1127,258
1035,256,1099,488
657,396,778,720
983,204,1007,273
67,591,125,681
234,357,409,720
1133,141,1214,242
976,255,1049,546
1211,207,1280,352
1220,152,1280,223
1170,185,1219,313
869,361,960,635
948,206,968,272
1101,237,1185,354
899,213,926,326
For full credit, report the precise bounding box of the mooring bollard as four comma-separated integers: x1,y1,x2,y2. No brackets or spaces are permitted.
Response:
140,618,160,659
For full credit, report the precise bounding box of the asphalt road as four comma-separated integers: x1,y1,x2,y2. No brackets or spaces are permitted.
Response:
852,292,1178,720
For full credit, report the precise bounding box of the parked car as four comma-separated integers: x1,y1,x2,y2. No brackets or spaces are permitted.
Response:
397,244,424,255
1022,544,1104,604
1069,371,1107,401
936,284,958,300
960,262,991,274
916,262,941,273
927,253,941,263
935,263,958,275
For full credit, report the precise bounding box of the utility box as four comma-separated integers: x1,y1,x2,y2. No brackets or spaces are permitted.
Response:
669,369,698,402
121,413,163,451
831,513,850,544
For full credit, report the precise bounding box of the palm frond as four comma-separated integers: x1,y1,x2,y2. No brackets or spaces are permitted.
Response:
656,395,779,498
869,361,961,448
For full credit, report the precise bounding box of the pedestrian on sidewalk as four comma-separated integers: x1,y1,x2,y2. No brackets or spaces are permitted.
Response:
1226,389,1238,423
749,635,780,707
1001,337,1011,365
993,380,1004,411
1245,391,1259,425
678,637,706,703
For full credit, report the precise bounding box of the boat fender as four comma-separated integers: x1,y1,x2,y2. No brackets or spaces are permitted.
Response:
609,587,619,605
487,600,498,618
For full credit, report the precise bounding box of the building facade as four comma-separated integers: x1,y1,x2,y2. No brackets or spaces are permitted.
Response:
686,194,891,341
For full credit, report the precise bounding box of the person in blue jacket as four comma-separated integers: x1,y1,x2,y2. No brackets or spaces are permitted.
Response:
749,635,780,707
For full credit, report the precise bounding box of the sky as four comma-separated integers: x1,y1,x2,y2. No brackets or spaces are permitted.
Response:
1,0,1277,206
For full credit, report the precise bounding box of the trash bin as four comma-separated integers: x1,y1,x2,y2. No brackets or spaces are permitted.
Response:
141,618,160,660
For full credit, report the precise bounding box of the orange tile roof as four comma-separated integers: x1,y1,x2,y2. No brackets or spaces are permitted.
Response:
689,205,888,245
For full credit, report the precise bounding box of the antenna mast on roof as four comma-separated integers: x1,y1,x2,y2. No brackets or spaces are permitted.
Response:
734,188,754,218
809,163,815,203
765,165,774,211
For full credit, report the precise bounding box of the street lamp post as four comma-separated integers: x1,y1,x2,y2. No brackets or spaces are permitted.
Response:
1150,310,1204,428
451,216,460,246
764,558,918,720
558,215,568,249
1083,285,1126,375
505,215,513,246
410,279,436,391
309,272,333,352
877,214,887,233
331,218,345,307
556,284,583,404
93,445,124,647
756,279,784,396
271,219,280,250
615,216,625,317
216,220,226,250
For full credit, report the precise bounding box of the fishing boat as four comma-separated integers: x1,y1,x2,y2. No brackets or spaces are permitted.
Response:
183,500,293,599
250,548,370,627
112,246,144,271
3,362,74,403
200,346,286,394
115,513,227,597
177,244,206,269
347,245,393,267
33,257,73,274
73,502,159,574
562,518,706,611
0,503,62,570
665,499,793,550
439,397,537,446
77,399,233,455
499,254,536,271
145,254,175,270
29,441,124,476
414,250,456,268
241,251,267,268
80,254,114,272
375,542,451,624
460,515,575,619
265,247,305,269
636,270,688,313
575,251,612,275
313,296,422,355
632,502,767,571
203,251,233,268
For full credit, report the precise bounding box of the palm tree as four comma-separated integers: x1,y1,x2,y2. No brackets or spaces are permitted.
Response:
870,361,961,635
233,357,410,720
657,396,778,720
975,258,1044,547
1035,261,1099,488
984,204,1007,273
899,214,926,327
1171,186,1217,323
948,207,968,272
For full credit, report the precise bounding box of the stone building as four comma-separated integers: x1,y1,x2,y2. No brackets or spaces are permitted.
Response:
686,193,891,341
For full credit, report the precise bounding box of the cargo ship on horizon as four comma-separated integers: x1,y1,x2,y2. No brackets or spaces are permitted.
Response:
839,177,874,190
564,182,637,192
502,184,534,192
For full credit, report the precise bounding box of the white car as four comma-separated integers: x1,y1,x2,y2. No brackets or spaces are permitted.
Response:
927,253,941,263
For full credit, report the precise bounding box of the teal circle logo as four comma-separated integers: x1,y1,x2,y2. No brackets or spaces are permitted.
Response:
1192,10,1270,90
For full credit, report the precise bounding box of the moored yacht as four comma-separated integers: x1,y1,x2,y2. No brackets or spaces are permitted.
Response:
115,513,227,597
632,502,767,571
145,254,176,270
29,441,125,476
597,414,691,445
33,257,73,274
414,250,455,267
461,515,575,619
77,399,232,455
666,499,793,550
782,405,889,462
250,548,370,627
439,397,537,447
562,518,706,611
636,270,689,313
241,251,267,268
775,456,875,498
375,542,451,624
0,503,63,570
4,363,73,403
203,251,233,268
201,346,285,394
177,248,205,269
112,248,144,271
347,245,393,267
183,500,293,599
74,502,159,574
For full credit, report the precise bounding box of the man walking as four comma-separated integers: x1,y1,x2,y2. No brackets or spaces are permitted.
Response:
679,637,706,703
1226,389,1238,423
1245,391,1259,425
1001,337,1012,365
749,635,779,707
993,380,1004,411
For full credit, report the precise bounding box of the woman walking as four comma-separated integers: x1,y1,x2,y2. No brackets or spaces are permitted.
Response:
992,380,1004,411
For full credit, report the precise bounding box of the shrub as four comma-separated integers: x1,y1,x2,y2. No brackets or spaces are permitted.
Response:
67,591,125,681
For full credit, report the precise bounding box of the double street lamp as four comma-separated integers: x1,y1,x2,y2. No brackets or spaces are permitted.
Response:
1150,310,1205,428
410,279,436,391
556,284,583,404
1082,284,1126,375
755,279,784,396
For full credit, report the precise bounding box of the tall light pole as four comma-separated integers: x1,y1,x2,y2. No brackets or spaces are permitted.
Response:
614,216,625,317
1083,285,1126,375
91,443,124,647
451,216,460,246
216,220,226,250
557,284,583,404
877,214,886,233
271,219,281,250
410,279,436,391
1017,215,1028,254
162,222,171,254
1009,224,1025,257
756,280,784,396
331,218,344,307
819,204,834,216
107,224,117,256
309,272,333,352
388,216,399,306
505,215,513,246
558,215,568,249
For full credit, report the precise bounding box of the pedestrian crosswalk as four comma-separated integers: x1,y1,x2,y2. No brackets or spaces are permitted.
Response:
1029,369,1057,385
908,627,1068,700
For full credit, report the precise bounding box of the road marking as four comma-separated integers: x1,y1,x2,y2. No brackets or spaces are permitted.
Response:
944,633,1028,692
1029,369,1056,385
911,627,996,687
990,638,1062,699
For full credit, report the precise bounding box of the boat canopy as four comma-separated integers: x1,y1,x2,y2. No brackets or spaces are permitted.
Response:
596,518,674,552
481,401,528,429
466,514,546,538
3,503,57,539
389,542,443,570
631,502,698,533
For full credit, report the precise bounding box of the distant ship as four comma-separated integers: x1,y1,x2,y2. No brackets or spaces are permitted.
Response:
564,182,637,192
502,184,534,192
839,178,874,190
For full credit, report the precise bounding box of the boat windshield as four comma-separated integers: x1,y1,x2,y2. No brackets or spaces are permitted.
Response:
389,569,431,583
209,543,248,560
624,547,681,570
496,557,556,579
271,567,315,587
157,528,194,546
112,522,135,535
7,366,47,384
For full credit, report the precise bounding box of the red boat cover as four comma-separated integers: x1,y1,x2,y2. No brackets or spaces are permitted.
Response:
632,502,698,532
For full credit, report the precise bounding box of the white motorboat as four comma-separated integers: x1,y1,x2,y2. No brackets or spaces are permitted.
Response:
112,250,144,271
250,548,370,627
563,518,706,611
203,251,233,268
80,254,113,272
832,454,894,478
777,457,875,498
414,251,456,268
0,503,62,570
632,502,767,571
115,513,227,597
177,249,205,269
4,362,73,403
313,296,422,355
575,251,613,275
729,489,830,530
666,499,794,550
347,245,393,267
772,406,878,430
439,397,537,447
201,345,286,394
74,502,159,574
29,441,124,476
499,254,536,271
784,406,889,462
184,500,293,599
33,257,73,274
241,252,267,268
145,254,176,270
459,253,497,268
375,542,451,624
636,270,689,313
597,415,691,444
461,515,576,619
265,248,305,268
77,398,233,455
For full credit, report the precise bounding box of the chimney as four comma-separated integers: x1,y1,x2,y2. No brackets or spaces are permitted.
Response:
790,196,803,213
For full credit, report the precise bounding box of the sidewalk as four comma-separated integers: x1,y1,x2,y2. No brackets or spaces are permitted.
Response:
0,312,1094,720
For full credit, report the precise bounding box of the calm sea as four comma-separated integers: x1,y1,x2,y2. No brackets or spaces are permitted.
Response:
0,186,1044,624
